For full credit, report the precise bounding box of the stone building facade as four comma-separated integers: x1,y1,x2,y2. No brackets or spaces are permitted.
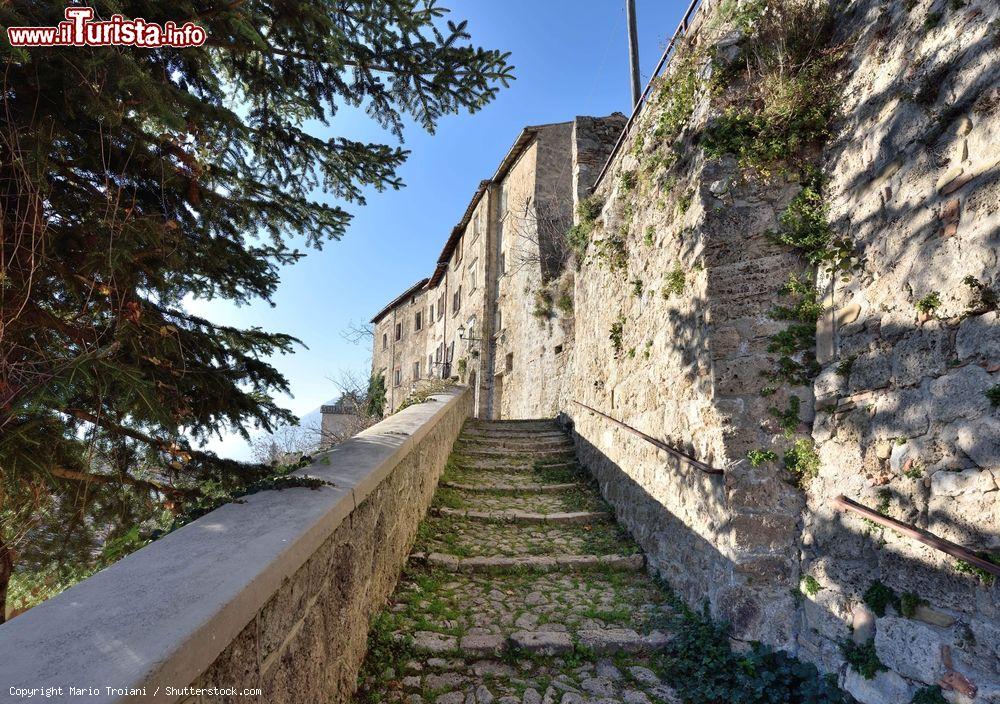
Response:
370,116,625,417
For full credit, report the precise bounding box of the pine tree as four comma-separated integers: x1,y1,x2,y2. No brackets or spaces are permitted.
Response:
0,0,513,620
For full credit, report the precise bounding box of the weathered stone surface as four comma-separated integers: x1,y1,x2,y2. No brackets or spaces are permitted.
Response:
509,631,573,656
841,669,915,704
874,617,949,684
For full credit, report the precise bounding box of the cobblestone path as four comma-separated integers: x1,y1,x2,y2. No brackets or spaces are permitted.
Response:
354,419,681,704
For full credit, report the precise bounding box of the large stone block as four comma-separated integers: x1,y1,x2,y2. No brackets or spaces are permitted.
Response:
841,669,915,704
874,616,950,684
956,311,999,362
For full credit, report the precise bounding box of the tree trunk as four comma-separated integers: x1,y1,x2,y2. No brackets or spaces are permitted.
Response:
0,541,13,625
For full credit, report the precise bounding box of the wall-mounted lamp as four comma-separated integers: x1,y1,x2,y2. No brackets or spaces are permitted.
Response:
457,324,483,343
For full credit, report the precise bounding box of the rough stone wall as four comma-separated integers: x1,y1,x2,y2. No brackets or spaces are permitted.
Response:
564,0,807,649
191,390,474,704
562,0,1000,699
493,119,625,420
799,0,1000,700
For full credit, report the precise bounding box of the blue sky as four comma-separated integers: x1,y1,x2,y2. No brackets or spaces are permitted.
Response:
193,0,687,458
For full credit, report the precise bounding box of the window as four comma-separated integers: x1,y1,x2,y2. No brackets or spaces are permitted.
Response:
394,322,402,341
413,361,420,379
429,304,434,321
452,286,461,316
468,259,478,292
472,210,482,241
505,352,514,373
382,333,388,350
554,345,563,355
438,294,445,320
494,309,502,332
498,251,505,276
448,341,455,362
499,182,508,217
428,354,434,376
393,367,401,387
455,236,463,263
414,311,422,331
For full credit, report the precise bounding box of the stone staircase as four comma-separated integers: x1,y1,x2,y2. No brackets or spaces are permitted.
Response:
354,419,681,704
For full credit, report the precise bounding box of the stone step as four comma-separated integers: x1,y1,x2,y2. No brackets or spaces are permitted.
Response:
411,552,645,574
408,628,672,658
465,420,561,433
456,437,574,452
451,457,577,471
459,429,569,441
440,481,581,493
384,654,682,704
457,446,574,459
434,507,611,524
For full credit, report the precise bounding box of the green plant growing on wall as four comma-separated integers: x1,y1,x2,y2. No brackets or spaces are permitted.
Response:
911,686,948,704
556,290,574,315
770,395,802,436
801,574,822,596
841,639,886,680
783,438,820,488
676,190,693,216
456,357,467,379
619,170,638,192
609,316,626,357
768,324,816,356
631,278,644,297
915,291,941,315
773,274,823,322
864,580,899,617
596,227,628,271
653,48,701,143
532,289,554,319
702,0,843,173
984,385,1000,407
644,225,656,247
899,591,926,618
654,586,849,704
770,171,854,273
963,275,999,312
643,340,653,359
663,266,686,298
747,449,778,467
954,552,1000,586
566,195,604,261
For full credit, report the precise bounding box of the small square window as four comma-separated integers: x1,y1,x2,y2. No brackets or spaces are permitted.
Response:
505,352,514,373
414,311,422,331
394,322,402,341
554,345,563,355
382,333,388,350
393,367,401,387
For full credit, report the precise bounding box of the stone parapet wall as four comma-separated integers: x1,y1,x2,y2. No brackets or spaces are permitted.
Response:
0,388,473,704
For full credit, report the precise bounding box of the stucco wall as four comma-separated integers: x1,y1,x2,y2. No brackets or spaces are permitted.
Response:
0,389,473,704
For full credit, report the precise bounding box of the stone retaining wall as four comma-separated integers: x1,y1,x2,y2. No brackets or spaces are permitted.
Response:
0,388,473,704
561,0,999,700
